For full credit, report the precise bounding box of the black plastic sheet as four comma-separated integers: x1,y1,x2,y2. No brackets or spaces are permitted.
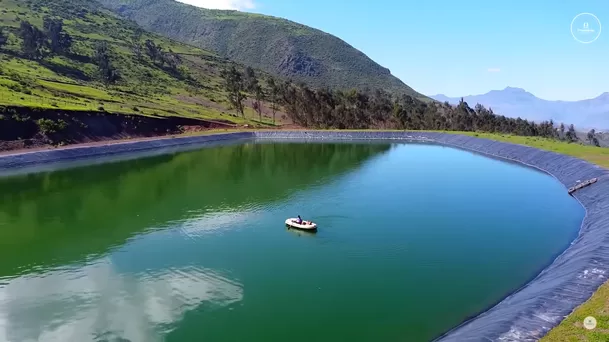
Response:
0,132,252,176
254,131,609,341
1,130,607,341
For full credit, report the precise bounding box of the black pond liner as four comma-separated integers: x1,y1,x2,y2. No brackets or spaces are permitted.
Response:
1,130,608,341
0,132,253,177
253,131,609,342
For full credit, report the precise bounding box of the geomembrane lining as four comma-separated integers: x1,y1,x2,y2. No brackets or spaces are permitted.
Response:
1,130,607,341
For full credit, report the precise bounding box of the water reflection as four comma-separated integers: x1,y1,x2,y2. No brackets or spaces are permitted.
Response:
0,142,393,341
286,227,317,238
0,142,586,342
0,259,242,342
0,143,390,276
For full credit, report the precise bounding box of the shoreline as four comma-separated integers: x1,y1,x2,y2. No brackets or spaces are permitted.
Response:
1,130,608,341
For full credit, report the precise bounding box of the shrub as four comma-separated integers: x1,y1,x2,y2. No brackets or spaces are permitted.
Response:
12,112,30,121
37,118,67,135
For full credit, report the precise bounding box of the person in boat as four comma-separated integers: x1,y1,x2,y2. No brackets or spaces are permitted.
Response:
296,215,303,224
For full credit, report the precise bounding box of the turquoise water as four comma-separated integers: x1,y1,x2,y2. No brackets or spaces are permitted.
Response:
0,142,584,341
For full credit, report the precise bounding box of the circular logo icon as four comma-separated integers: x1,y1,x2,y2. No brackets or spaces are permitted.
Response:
571,13,601,44
584,316,597,330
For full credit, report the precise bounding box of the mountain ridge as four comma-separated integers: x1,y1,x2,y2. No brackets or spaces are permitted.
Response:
430,87,609,130
95,0,428,100
432,87,608,102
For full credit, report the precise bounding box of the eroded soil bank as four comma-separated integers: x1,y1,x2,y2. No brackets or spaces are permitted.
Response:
0,106,236,152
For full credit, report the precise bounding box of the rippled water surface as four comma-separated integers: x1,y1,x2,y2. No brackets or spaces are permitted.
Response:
0,142,584,342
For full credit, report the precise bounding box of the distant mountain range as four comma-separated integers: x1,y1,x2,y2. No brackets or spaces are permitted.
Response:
430,87,609,130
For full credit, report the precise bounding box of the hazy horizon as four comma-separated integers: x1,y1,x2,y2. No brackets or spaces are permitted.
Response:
429,87,609,102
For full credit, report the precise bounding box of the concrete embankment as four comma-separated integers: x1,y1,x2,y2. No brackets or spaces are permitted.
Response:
1,130,608,341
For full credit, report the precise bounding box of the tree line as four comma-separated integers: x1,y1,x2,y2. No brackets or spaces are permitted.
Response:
0,29,7,50
220,65,604,144
16,18,117,84
220,65,281,124
2,19,602,145
5,19,185,85
13,19,73,59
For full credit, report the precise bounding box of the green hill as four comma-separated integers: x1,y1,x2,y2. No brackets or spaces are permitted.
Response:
94,0,427,100
0,0,273,123
1,0,593,152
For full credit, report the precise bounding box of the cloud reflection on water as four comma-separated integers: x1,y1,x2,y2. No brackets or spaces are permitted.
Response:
0,256,243,342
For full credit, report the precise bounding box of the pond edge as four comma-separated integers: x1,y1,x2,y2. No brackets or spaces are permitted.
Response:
1,130,608,341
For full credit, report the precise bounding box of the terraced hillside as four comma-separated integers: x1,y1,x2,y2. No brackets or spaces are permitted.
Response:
95,0,427,100
0,0,275,124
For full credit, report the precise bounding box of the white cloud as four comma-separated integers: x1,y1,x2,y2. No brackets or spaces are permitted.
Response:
0,257,243,342
0,210,252,342
487,68,501,73
175,0,256,10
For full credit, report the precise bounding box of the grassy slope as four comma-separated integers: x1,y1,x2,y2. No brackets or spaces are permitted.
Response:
0,0,275,125
541,283,609,342
456,132,609,168
94,0,428,100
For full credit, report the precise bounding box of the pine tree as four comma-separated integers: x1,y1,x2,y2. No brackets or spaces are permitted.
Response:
566,124,578,142
0,29,7,50
94,42,119,84
266,77,280,124
244,66,257,92
587,129,600,147
253,84,265,123
43,17,72,55
19,21,46,59
221,66,247,117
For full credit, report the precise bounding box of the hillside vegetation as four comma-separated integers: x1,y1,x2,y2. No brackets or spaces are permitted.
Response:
0,0,604,153
0,0,277,123
95,0,427,100
431,87,609,131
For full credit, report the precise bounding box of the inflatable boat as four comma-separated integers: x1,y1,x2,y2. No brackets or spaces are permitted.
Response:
285,218,317,231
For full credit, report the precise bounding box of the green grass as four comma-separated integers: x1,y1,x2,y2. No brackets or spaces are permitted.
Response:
2,0,608,335
540,283,609,342
38,80,115,101
94,0,427,99
0,0,279,126
458,131,609,168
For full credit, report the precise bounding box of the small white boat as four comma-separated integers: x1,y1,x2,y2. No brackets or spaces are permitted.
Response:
285,218,317,231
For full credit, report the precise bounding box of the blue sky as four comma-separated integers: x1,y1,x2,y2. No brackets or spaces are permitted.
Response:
180,0,608,101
